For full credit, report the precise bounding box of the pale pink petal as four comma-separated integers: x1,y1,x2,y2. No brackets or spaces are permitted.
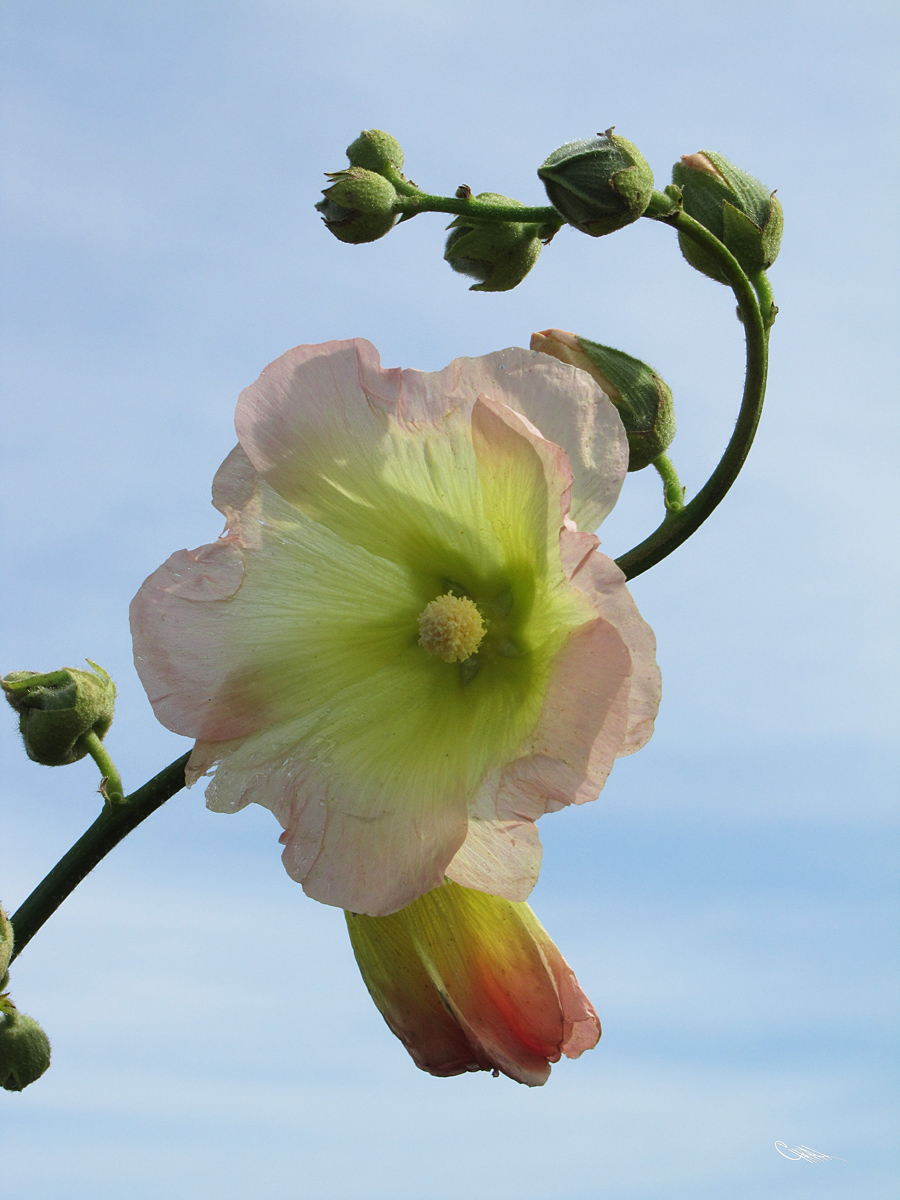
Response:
129,541,262,740
569,550,661,755
186,736,249,791
470,394,574,556
498,615,633,817
530,926,602,1058
197,716,468,917
408,346,629,531
445,769,543,901
449,603,634,904
132,460,423,745
236,340,627,541
234,340,511,573
211,444,263,547
287,767,467,917
560,519,600,576
446,1008,553,1087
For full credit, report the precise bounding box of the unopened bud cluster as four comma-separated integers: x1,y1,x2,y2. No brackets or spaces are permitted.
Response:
317,127,782,312
316,129,410,245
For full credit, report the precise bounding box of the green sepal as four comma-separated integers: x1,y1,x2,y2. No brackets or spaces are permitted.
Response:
537,131,654,236
722,196,784,276
576,338,676,471
444,194,546,292
2,661,116,767
672,151,782,282
0,1008,51,1092
316,168,398,244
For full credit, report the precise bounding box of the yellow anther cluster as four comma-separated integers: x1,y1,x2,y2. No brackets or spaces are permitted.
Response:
417,593,486,663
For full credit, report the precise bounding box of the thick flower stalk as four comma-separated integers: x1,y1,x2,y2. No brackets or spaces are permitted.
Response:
347,879,600,1086
131,339,660,916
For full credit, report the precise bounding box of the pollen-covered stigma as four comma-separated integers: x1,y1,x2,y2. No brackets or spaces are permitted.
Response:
417,593,486,663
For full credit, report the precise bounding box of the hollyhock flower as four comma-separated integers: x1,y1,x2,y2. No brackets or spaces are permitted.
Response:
346,878,600,1086
131,339,660,916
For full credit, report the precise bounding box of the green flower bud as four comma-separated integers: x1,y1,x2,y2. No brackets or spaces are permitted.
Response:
537,129,654,236
530,329,675,471
2,660,116,766
0,1008,51,1092
444,194,548,292
0,904,12,982
671,151,783,282
345,129,405,174
315,168,398,244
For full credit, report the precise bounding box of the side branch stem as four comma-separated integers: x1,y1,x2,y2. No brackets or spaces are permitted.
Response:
9,752,190,963
81,730,125,805
615,201,770,580
653,453,685,512
395,192,564,227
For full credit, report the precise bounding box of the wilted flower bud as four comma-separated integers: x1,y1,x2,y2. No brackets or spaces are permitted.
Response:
444,194,549,292
315,168,398,244
346,880,600,1086
0,1007,51,1092
345,129,405,174
531,329,675,471
672,151,783,282
538,129,654,236
2,660,116,766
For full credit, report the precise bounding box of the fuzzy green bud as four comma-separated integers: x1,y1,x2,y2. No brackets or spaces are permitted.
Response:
315,168,398,244
2,660,116,766
0,904,12,983
531,329,675,471
345,129,405,174
444,194,549,292
671,151,783,282
0,1008,51,1091
538,129,654,236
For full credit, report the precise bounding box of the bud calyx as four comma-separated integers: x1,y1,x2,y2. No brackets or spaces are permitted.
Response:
2,660,116,767
444,193,549,292
672,150,783,282
316,168,399,244
0,1006,52,1092
531,329,675,471
538,129,654,236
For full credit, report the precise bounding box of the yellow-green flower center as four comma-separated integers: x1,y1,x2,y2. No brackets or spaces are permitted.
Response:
418,593,486,663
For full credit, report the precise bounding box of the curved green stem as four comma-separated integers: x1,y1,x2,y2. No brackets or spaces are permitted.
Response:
8,752,190,963
81,730,125,805
396,191,564,228
615,199,771,580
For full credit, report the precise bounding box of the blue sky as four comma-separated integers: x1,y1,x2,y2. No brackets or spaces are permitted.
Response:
1,2,897,1197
